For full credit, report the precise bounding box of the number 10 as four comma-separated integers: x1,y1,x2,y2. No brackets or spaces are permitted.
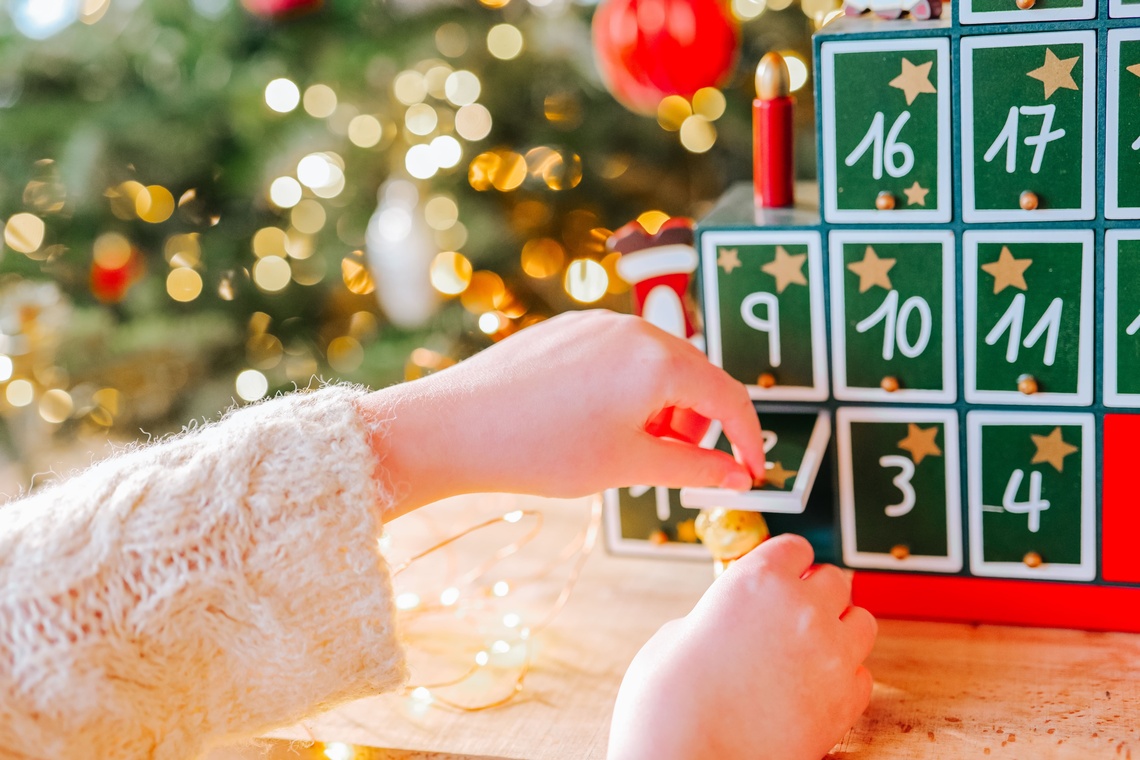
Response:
856,289,933,361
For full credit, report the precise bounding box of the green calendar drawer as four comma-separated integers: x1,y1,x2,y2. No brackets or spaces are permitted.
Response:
967,412,1095,582
681,411,831,514
603,486,706,560
963,230,1093,406
837,408,962,573
959,0,1094,24
1106,31,1140,219
819,37,950,224
961,32,1096,223
1105,231,1140,407
701,230,827,402
829,231,955,404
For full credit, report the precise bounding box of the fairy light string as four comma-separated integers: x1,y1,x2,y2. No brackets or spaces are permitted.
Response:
387,495,602,712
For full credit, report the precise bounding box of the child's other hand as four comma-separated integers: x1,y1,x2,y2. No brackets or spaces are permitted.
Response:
374,310,765,516
608,535,876,760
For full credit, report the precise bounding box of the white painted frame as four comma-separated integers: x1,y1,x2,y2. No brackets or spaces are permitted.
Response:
1105,230,1140,407
701,230,828,402
1106,29,1140,219
820,37,951,224
829,229,957,403
1109,0,1140,17
966,411,1096,582
963,229,1094,406
960,31,1097,223
960,0,1095,24
680,412,832,514
836,407,963,573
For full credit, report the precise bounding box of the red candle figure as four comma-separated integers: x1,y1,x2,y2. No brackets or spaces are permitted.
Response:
753,52,795,209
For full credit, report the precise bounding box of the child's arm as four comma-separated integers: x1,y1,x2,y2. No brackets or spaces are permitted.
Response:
364,309,768,520
609,534,877,760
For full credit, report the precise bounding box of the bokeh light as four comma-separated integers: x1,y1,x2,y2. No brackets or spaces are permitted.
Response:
253,256,291,292
679,115,717,153
785,53,809,92
425,196,459,230
93,232,132,269
445,70,482,106
430,251,473,295
693,88,727,121
39,388,73,423
657,96,691,131
5,379,34,407
269,176,303,208
455,104,493,141
5,213,45,254
636,210,671,234
564,258,608,303
405,103,439,136
236,369,269,402
265,78,301,113
393,71,427,105
167,267,203,302
303,84,337,118
521,238,565,279
327,336,364,374
488,24,524,60
348,115,383,148
732,0,768,18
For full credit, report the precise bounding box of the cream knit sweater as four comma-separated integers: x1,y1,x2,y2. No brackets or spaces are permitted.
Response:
0,386,408,758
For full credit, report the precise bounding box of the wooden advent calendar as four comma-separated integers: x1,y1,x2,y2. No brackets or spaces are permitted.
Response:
603,0,1140,632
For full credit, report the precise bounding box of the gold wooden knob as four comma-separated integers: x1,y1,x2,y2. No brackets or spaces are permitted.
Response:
758,372,777,389
891,544,910,560
1015,0,1036,8
876,191,896,211
1023,551,1043,568
1017,374,1038,395
1019,190,1039,210
881,375,900,393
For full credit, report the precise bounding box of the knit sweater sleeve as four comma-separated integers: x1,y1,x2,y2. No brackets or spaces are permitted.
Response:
0,385,408,759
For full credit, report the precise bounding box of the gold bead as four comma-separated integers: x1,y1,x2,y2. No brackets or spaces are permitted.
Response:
881,375,900,393
875,191,896,211
648,529,668,546
758,372,777,389
1015,0,1036,8
1023,551,1043,568
890,544,910,560
1017,374,1038,395
1019,190,1039,210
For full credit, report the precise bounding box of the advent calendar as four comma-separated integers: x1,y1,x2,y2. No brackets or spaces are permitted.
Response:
604,0,1140,632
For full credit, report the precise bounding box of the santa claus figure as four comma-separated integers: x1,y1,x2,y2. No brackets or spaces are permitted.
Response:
609,217,700,342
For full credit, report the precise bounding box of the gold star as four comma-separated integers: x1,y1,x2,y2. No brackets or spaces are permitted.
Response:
980,246,1032,295
760,246,807,294
1027,48,1080,100
897,423,942,466
763,461,798,489
1129,63,1140,79
847,246,895,293
1030,427,1079,473
889,57,936,106
718,247,742,274
903,181,930,207
675,519,698,543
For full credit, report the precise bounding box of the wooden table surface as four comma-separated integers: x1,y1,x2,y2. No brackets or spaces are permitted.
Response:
206,492,1140,760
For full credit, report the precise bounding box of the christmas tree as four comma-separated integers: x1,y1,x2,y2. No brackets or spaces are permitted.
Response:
0,0,825,478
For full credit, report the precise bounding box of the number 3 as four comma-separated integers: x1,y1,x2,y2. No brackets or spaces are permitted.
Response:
880,454,916,517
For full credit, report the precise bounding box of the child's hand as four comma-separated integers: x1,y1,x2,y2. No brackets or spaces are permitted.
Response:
371,310,766,517
608,535,876,760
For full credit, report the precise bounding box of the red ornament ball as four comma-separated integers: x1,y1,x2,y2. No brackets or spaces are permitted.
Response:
242,0,322,19
593,0,740,115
